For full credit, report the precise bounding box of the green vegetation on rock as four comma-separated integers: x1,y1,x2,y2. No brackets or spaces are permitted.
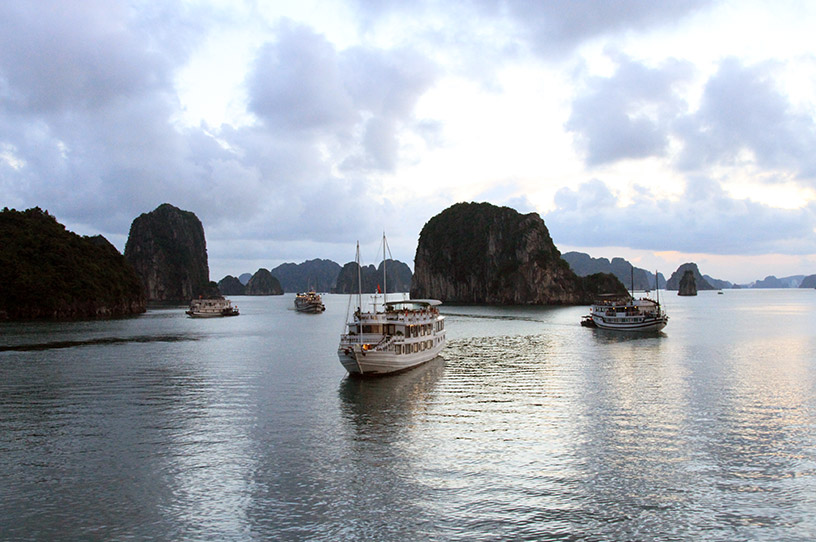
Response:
0,207,146,320
411,202,627,304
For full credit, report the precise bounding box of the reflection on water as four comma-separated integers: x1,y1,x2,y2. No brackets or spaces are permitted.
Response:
1,291,816,540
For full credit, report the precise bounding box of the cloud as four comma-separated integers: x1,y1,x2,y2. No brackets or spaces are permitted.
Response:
0,2,202,115
502,0,712,59
247,20,438,172
566,53,693,165
675,58,816,182
248,22,358,133
546,177,816,255
2,0,816,281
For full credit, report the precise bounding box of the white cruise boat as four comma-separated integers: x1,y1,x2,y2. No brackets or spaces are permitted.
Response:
337,236,446,375
186,298,239,318
581,269,668,331
582,294,668,331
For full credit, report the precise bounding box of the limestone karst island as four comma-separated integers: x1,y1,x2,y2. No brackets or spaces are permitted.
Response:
2,201,815,321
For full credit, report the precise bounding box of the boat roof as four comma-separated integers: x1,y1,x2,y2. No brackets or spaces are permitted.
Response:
384,299,442,308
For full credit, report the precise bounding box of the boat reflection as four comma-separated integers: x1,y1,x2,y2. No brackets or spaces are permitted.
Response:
338,356,445,435
589,329,667,343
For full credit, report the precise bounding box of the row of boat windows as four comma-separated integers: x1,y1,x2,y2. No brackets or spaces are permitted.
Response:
358,322,444,336
605,317,644,323
394,339,439,355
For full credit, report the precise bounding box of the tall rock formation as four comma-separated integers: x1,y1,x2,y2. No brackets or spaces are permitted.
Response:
245,268,283,295
410,202,625,304
124,203,212,302
666,263,714,291
0,207,145,320
678,269,697,296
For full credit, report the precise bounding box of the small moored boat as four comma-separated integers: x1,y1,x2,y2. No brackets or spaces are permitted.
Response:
186,298,239,318
295,291,326,313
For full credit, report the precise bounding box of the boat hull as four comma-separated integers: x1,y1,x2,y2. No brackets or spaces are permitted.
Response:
294,303,325,313
591,315,668,331
337,340,445,375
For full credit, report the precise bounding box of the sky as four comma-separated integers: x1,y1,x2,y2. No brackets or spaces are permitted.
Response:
2,0,816,285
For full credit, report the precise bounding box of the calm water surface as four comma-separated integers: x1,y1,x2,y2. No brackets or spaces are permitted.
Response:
2,290,815,540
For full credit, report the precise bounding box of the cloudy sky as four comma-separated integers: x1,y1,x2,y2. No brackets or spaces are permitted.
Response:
3,0,816,284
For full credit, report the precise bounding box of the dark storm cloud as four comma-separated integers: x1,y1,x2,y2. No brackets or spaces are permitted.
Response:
675,58,816,181
546,178,816,255
567,54,693,165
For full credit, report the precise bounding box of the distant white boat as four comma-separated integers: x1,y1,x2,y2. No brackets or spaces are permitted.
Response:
294,291,325,313
186,298,239,318
337,235,446,375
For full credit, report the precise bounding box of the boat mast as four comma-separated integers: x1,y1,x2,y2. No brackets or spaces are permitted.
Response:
356,241,362,311
382,231,387,305
655,270,660,306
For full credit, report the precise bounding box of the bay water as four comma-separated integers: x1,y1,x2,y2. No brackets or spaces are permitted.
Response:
1,289,815,540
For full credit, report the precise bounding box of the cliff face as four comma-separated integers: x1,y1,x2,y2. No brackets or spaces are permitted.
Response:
800,274,816,288
410,202,619,304
678,269,697,296
124,203,211,302
0,207,146,320
666,262,714,291
245,268,283,295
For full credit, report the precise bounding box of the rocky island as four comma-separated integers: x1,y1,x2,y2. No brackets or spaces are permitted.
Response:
0,207,146,320
410,202,625,304
666,263,714,291
125,203,218,302
678,269,698,296
245,268,283,295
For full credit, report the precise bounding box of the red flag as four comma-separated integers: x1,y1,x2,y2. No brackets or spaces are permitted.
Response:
377,284,382,293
